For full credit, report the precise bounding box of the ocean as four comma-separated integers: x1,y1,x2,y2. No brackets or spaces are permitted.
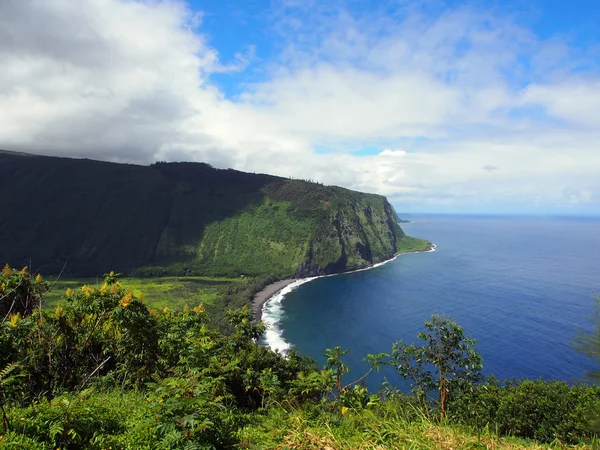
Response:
261,215,600,389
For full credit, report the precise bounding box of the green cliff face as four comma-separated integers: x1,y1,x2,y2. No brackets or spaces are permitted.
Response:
0,151,429,277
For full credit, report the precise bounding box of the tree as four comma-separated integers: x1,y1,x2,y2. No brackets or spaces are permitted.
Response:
390,314,483,420
573,294,600,383
324,346,350,399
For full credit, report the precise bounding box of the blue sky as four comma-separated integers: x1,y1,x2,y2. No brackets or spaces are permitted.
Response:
196,0,600,97
0,0,599,214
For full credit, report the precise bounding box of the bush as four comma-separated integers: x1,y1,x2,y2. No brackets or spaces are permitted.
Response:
0,265,46,318
449,378,600,444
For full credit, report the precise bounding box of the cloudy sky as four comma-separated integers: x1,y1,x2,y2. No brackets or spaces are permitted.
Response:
1,0,599,214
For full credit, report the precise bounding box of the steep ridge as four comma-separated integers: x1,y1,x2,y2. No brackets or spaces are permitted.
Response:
0,151,429,277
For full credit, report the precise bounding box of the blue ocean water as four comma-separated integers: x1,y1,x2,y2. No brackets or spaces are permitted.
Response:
262,215,600,389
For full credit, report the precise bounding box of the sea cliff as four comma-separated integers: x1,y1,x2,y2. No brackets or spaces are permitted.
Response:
0,151,429,277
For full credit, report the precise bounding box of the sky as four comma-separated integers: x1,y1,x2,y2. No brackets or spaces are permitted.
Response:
0,0,599,215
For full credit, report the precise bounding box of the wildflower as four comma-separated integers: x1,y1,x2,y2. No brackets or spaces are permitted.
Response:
54,305,64,318
81,285,93,297
111,284,119,294
341,406,349,415
99,282,109,295
163,307,169,315
35,273,42,283
2,264,11,277
20,417,25,421
193,303,205,314
19,266,28,275
120,291,134,308
9,313,20,328
183,304,190,313
66,288,74,297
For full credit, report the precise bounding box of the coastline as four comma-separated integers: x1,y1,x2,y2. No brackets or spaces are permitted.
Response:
251,242,436,322
251,279,295,321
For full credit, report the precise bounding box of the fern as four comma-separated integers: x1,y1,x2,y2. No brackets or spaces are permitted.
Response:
0,363,22,432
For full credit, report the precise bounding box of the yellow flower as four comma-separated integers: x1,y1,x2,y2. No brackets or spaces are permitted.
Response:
119,291,134,308
163,307,169,315
2,264,11,277
54,305,64,318
193,303,205,314
341,406,349,415
81,285,93,297
19,266,28,275
99,282,109,295
35,274,42,283
66,288,74,297
183,304,190,313
9,313,20,328
111,284,119,294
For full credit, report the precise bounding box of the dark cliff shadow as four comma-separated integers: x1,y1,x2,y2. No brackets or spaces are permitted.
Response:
0,152,273,277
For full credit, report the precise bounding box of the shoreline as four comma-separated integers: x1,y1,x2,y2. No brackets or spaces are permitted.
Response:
251,279,295,321
251,242,436,322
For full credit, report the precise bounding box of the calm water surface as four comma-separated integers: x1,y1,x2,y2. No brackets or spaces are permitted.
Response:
263,215,600,389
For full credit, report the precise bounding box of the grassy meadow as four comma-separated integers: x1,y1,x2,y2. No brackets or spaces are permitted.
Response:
42,275,248,311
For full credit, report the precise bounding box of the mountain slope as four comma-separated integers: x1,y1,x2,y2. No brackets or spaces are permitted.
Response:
0,151,429,277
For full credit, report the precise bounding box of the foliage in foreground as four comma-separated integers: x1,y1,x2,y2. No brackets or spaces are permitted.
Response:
1,387,598,449
0,267,599,449
238,400,599,450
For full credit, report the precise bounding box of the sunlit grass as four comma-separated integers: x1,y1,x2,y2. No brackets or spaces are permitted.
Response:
239,406,595,450
43,275,247,310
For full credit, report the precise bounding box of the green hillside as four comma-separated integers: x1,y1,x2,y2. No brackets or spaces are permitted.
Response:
0,151,429,278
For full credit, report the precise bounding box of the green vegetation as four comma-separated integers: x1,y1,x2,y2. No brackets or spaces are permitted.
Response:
396,235,432,253
41,274,280,334
194,200,314,277
0,267,598,449
43,276,246,311
573,294,600,383
0,152,428,279
391,314,483,420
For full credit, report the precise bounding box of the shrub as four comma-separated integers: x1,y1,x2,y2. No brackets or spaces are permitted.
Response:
449,378,600,444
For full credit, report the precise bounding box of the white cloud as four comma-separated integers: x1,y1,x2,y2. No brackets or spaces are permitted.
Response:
0,0,220,161
523,81,600,128
0,0,598,214
379,149,407,157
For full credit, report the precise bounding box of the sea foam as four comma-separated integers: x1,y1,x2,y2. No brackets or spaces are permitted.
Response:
261,277,318,353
